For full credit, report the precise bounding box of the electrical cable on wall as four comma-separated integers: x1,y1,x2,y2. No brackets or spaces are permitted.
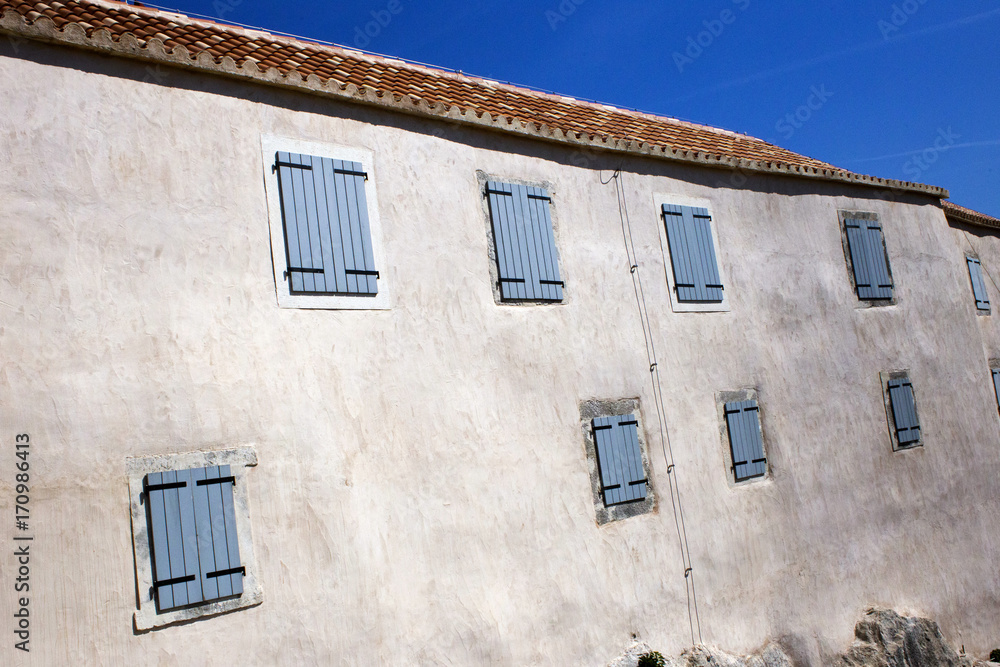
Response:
602,167,703,645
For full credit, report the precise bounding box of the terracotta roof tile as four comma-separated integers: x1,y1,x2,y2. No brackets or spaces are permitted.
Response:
0,0,949,197
942,201,1000,230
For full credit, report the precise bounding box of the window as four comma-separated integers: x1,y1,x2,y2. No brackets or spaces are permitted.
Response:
128,447,261,631
661,204,724,303
882,373,921,449
145,466,244,612
262,136,389,309
841,212,894,301
967,256,990,313
580,399,655,525
485,180,564,302
591,414,648,506
655,198,730,313
723,398,767,482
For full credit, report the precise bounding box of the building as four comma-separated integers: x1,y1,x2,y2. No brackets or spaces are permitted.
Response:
1,0,998,664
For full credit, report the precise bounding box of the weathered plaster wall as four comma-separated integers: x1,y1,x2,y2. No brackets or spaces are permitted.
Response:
0,43,998,665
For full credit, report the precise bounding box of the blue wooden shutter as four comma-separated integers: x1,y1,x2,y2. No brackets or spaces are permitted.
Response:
591,414,647,506
724,400,766,482
275,152,378,296
887,379,920,446
146,466,244,612
486,181,564,301
967,257,990,311
844,218,893,300
661,204,724,303
992,369,1000,414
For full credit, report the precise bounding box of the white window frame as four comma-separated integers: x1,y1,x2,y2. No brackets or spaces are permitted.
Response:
261,134,391,310
653,193,731,313
127,446,262,631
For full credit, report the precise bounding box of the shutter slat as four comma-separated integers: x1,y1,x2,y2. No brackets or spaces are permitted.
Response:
218,465,244,596
300,155,327,292
693,208,724,301
191,466,220,601
205,466,234,598
312,158,339,293
888,380,920,444
593,417,618,506
845,221,872,297
663,205,695,301
593,415,647,506
488,181,562,302
275,151,379,296
846,218,893,299
725,400,766,482
487,182,521,300
537,188,563,300
292,154,319,293
348,161,379,294
146,472,174,611
512,184,541,300
866,221,893,296
175,468,203,606
610,416,633,503
968,258,990,310
663,204,723,303
619,417,647,501
276,153,305,293
162,471,190,608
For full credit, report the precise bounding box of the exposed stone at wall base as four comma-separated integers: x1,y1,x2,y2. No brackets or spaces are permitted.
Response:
838,609,992,667
608,609,998,667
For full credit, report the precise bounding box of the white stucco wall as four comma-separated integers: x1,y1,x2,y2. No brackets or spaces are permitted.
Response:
0,43,998,666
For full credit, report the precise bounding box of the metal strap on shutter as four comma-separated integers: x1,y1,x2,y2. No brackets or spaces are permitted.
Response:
275,152,378,296
592,414,648,507
486,180,563,302
967,257,990,311
844,218,893,300
146,466,244,612
992,369,1000,414
661,204,724,303
887,379,920,445
724,400,766,482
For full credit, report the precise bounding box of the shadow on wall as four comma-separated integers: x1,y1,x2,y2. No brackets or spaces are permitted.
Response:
0,37,936,209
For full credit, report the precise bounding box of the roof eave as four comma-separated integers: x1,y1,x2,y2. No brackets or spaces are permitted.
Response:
0,8,949,199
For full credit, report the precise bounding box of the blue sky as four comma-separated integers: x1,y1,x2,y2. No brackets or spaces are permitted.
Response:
149,0,999,216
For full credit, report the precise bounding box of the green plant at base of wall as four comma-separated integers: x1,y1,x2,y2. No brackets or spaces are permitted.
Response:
638,651,665,667
989,648,1000,663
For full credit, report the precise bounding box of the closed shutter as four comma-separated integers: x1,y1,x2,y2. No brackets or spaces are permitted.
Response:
887,379,920,446
486,181,564,301
275,152,378,296
724,400,766,482
661,204,724,303
967,257,990,311
844,218,893,300
145,466,244,612
592,414,648,506
992,369,1000,414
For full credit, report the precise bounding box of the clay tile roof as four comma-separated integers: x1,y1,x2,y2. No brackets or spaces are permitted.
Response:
0,0,949,197
942,201,1000,230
